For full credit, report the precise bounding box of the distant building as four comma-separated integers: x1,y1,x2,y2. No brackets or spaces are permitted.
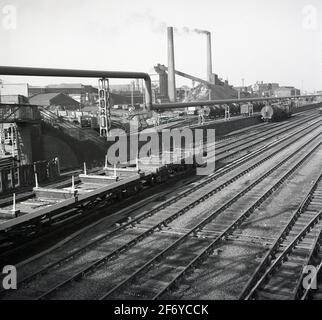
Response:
109,83,144,104
28,84,98,107
252,82,280,97
29,93,80,110
274,87,301,97
233,86,253,98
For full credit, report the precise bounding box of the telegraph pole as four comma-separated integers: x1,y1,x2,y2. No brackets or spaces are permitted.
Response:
131,81,134,107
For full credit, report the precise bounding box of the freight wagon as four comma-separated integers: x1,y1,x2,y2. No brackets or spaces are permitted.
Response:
261,102,293,121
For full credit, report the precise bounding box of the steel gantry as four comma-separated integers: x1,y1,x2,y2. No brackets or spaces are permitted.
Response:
98,78,112,137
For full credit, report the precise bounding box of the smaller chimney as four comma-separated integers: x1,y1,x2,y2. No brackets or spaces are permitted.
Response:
206,32,213,83
167,27,176,102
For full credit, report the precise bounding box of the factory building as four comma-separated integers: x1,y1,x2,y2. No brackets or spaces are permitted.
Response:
250,82,300,97
29,93,80,110
29,84,99,107
274,86,301,97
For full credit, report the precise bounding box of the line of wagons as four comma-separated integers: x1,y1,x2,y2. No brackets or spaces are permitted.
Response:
191,98,316,122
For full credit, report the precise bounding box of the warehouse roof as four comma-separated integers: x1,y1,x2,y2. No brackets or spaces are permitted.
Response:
46,83,83,89
29,93,79,107
29,93,62,105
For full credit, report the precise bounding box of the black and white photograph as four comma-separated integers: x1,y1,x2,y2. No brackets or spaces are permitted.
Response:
0,0,322,308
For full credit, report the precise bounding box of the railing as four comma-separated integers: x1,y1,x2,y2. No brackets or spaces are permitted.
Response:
39,108,106,148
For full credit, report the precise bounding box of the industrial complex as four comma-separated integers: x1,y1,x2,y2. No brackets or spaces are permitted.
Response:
1,2,322,304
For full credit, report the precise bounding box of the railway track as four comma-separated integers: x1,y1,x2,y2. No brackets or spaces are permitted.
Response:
0,167,199,263
239,172,322,300
300,261,322,299
2,116,320,300
1,113,314,232
199,110,317,151
213,115,298,143
1,113,318,250
1,112,321,300
212,113,319,163
96,132,322,300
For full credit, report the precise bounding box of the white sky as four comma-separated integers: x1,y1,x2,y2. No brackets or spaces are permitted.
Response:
0,0,321,91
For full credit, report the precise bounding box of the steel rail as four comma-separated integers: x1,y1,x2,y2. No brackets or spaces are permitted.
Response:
212,114,319,159
213,113,317,151
99,133,322,300
3,113,314,234
244,210,322,300
239,172,322,299
213,109,319,146
300,261,322,300
194,111,318,157
292,226,322,299
0,170,200,295
152,139,322,300
14,118,322,299
1,114,316,260
193,113,318,167
36,123,322,300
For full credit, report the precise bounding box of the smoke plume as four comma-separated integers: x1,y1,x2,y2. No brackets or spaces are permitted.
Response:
194,28,210,35
174,27,210,35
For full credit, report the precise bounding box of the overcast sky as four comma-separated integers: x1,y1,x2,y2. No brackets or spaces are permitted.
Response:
0,0,321,91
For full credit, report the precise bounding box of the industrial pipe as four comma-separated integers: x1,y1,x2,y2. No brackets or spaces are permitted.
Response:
151,95,322,111
1,66,321,113
0,66,153,110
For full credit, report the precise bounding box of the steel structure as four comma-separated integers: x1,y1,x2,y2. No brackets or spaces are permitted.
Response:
98,78,111,136
156,64,215,88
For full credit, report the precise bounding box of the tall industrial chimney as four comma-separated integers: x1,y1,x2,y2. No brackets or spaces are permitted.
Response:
167,26,176,102
206,32,213,83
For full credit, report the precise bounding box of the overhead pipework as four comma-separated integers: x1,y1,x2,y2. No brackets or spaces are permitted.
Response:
167,27,177,103
0,66,153,111
1,67,321,114
151,95,322,111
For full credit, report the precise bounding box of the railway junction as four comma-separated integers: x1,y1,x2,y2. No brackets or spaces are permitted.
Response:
1,69,322,299
1,15,322,302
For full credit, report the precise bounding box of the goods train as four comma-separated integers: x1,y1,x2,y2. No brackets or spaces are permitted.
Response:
260,102,294,121
202,99,319,121
204,102,265,119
